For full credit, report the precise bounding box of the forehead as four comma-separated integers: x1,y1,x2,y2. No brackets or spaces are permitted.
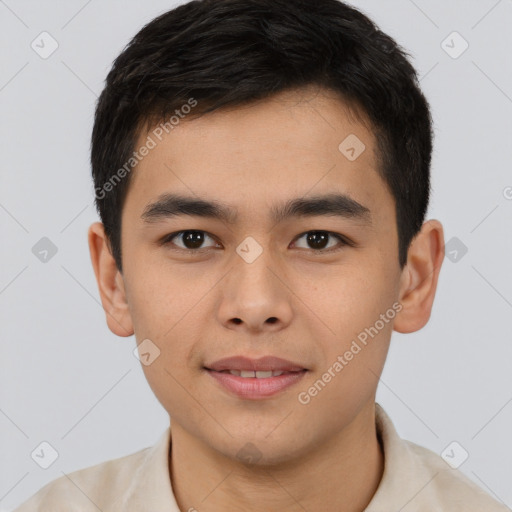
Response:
124,87,391,225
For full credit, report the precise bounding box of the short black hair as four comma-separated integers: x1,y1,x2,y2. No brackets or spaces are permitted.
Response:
91,0,433,272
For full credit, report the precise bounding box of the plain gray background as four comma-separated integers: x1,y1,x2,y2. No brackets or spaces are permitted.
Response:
1,0,511,510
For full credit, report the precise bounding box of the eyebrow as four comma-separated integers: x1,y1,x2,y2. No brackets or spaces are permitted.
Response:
141,192,372,226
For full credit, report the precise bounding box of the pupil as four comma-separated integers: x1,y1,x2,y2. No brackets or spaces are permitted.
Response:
184,231,204,249
308,231,328,249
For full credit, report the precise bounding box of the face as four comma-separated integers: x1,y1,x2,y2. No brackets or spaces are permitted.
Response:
95,87,433,465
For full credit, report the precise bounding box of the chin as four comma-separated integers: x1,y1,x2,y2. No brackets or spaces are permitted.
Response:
211,430,309,468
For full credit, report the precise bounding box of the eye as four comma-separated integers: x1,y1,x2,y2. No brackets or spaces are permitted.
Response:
160,229,353,254
292,231,352,253
161,230,220,252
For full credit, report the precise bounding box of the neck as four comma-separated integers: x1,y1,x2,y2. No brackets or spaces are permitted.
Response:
169,401,384,512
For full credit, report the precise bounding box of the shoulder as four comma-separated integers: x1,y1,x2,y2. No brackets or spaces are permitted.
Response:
13,446,151,512
369,404,509,511
404,439,509,511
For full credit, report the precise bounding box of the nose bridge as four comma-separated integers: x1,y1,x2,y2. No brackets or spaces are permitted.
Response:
217,234,293,330
232,234,277,290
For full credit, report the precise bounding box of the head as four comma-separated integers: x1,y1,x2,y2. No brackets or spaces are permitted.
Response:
89,0,444,465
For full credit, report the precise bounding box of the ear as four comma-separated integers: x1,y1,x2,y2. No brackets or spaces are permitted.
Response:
394,219,445,333
88,222,134,337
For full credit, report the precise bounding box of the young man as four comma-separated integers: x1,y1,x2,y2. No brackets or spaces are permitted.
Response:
14,0,508,510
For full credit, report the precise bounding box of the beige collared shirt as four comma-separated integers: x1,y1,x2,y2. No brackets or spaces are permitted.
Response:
14,403,508,511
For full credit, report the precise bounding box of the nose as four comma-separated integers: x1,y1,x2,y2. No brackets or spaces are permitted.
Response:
217,244,293,333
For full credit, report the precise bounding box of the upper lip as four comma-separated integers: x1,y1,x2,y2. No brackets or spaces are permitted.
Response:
205,356,307,372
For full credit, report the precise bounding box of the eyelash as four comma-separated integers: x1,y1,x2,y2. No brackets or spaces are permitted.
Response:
160,230,354,254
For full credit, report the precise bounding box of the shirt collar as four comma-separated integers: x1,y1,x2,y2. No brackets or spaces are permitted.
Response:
364,403,431,510
123,403,422,511
121,423,179,511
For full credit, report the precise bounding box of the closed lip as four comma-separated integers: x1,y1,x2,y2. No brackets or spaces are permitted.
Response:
204,355,307,372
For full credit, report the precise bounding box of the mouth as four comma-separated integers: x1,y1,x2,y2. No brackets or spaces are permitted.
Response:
203,356,308,399
204,355,308,373
210,369,302,378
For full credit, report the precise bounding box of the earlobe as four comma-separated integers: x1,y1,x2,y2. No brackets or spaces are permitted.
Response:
88,222,134,337
393,219,445,334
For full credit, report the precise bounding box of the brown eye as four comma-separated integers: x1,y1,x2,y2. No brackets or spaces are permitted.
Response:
293,231,351,252
163,230,218,251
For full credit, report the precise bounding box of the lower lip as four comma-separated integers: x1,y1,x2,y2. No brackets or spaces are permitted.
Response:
206,369,307,399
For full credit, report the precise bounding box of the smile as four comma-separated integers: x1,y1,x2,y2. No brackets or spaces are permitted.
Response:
206,368,307,399
217,369,289,378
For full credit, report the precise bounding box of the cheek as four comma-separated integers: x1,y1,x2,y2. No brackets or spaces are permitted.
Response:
124,257,204,338
125,263,213,377
304,259,398,376
129,276,203,417
296,276,395,421
303,262,396,333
